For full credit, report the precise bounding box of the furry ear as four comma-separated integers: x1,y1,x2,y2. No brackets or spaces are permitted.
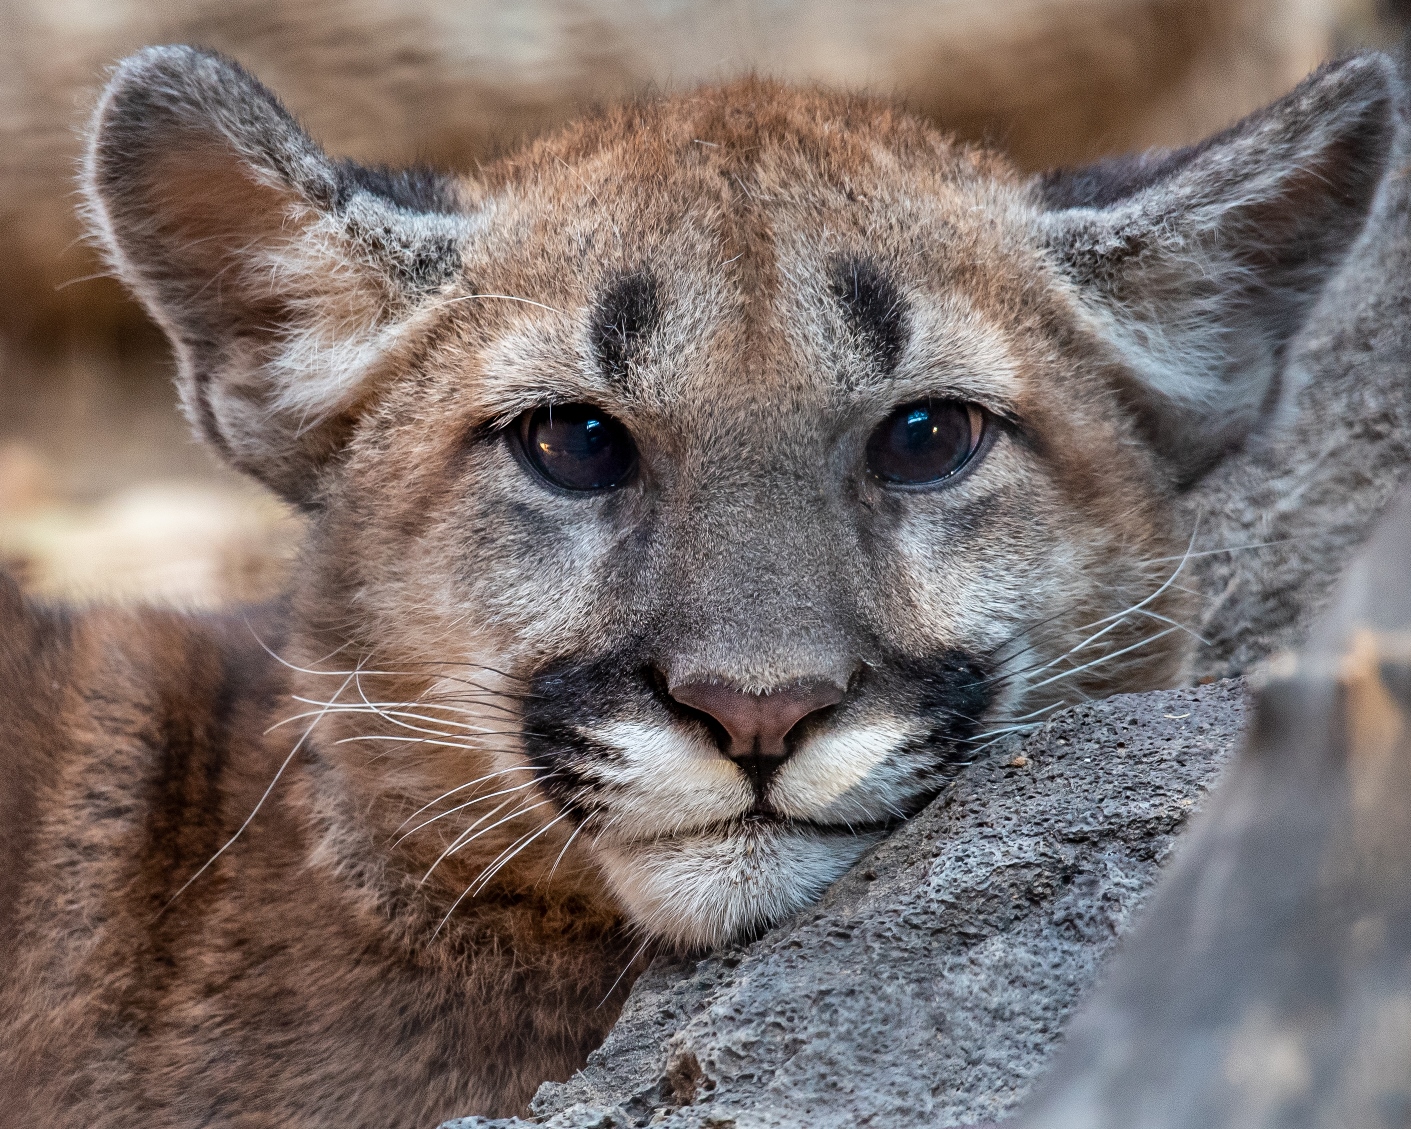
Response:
1039,54,1403,485
83,46,473,506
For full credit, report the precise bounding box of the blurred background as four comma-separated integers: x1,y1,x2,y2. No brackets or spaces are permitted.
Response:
1,0,1407,608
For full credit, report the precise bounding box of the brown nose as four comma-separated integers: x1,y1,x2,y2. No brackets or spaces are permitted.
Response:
670,679,846,788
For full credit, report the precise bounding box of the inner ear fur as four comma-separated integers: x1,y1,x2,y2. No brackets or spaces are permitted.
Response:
83,45,473,506
1039,53,1404,486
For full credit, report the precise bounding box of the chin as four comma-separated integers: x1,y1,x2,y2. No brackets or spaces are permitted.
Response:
593,820,882,951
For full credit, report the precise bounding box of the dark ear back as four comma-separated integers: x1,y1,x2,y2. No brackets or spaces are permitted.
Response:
83,46,473,506
1040,54,1403,485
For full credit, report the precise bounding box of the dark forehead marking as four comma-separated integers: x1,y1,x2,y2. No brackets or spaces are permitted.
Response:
830,256,907,373
594,271,661,383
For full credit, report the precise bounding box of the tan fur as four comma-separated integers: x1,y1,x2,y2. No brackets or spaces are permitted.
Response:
0,54,1400,1126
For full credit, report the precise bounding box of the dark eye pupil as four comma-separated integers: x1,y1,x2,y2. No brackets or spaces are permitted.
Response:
519,403,638,491
866,400,981,486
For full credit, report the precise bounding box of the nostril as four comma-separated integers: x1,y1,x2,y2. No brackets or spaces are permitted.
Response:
668,679,846,769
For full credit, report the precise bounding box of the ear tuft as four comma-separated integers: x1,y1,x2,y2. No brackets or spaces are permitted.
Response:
82,46,473,506
1040,53,1404,485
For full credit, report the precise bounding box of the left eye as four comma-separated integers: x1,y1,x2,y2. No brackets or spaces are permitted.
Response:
865,399,986,487
515,403,639,492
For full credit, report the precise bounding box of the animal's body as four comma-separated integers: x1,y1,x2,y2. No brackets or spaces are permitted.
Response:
0,46,1402,1127
0,587,632,1122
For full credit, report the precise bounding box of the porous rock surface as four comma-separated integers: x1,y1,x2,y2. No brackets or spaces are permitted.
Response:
1017,492,1411,1129
444,679,1247,1129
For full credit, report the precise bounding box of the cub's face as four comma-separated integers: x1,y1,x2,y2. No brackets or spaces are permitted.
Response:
333,145,1181,945
86,49,1397,947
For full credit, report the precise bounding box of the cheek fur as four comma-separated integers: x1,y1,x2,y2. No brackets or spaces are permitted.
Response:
359,444,631,658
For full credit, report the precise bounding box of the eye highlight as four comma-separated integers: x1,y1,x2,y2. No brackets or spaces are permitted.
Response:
866,400,985,487
516,403,639,492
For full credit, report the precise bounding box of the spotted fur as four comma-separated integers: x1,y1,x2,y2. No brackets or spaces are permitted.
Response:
0,45,1400,1127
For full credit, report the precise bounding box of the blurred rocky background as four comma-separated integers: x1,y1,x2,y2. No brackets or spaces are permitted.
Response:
2,0,1408,607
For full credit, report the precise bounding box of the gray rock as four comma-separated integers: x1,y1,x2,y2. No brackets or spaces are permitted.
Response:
447,679,1246,1129
1016,491,1411,1129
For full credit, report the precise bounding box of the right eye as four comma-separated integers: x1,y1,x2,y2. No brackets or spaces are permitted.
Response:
865,399,985,488
515,403,639,492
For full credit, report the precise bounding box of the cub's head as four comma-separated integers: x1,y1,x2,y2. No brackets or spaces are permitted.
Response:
84,47,1400,948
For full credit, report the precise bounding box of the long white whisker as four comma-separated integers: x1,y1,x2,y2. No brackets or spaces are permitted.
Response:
1126,606,1210,646
598,934,655,1009
992,522,1204,697
296,696,521,719
590,813,624,847
420,798,557,887
287,698,486,739
156,666,360,917
266,706,497,741
544,815,590,884
396,778,547,846
961,704,1064,746
393,767,540,834
1026,627,1179,694
434,292,565,315
961,725,1046,760
421,797,517,878
1140,538,1294,563
334,733,524,749
430,807,565,939
244,626,352,678
470,812,571,896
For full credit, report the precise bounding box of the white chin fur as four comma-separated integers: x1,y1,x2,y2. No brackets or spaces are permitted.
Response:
594,824,879,950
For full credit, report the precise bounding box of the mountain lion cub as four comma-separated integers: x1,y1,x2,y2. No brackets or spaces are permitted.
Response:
0,45,1400,1128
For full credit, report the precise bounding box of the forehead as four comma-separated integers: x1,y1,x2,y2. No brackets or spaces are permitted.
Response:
437,83,1047,420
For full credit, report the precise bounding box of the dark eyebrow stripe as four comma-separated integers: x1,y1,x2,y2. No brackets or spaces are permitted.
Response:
594,271,660,382
831,256,907,373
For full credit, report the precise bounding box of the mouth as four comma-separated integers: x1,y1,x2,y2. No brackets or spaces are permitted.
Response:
739,809,899,836
600,808,899,851
543,740,947,851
